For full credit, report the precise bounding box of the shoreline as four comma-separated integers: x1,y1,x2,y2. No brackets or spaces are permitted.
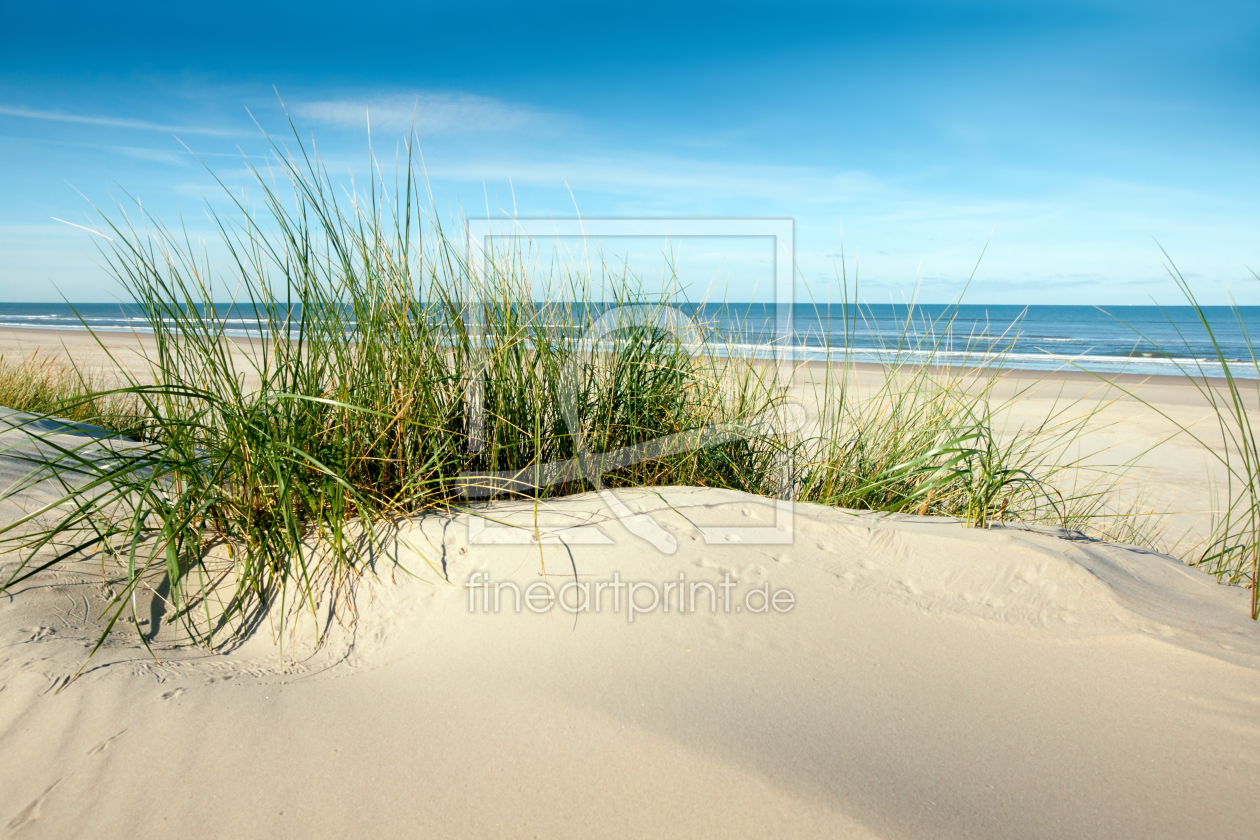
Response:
2,325,1248,389
826,358,1241,388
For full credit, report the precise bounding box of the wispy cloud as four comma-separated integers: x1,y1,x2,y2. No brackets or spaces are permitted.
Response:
423,153,886,205
291,92,552,136
0,132,259,166
0,104,241,136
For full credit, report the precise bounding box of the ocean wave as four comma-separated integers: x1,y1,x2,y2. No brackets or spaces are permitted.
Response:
3,304,1258,379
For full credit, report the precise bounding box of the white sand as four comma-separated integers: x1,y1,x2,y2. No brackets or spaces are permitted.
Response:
2,329,1260,838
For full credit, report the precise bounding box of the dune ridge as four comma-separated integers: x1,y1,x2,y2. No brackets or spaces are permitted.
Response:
3,453,1260,838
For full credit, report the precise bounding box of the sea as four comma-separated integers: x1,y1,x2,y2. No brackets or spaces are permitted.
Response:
2,301,1258,379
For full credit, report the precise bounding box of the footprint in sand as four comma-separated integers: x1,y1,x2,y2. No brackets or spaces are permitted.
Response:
86,729,128,756
6,779,60,832
161,687,185,700
20,627,54,643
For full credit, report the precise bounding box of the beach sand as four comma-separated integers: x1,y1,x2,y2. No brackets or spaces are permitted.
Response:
2,328,1259,838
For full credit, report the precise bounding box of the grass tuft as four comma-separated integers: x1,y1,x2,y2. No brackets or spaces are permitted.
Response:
0,352,141,431
4,123,1253,666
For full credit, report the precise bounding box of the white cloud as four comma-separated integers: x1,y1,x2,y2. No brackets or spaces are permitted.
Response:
292,92,548,136
0,104,240,136
423,154,886,204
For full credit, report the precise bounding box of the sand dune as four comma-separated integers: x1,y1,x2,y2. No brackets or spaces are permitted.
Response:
3,329,1260,838
3,472,1259,837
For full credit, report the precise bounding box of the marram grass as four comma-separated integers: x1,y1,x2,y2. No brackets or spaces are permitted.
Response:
0,129,1253,665
1079,252,1260,618
0,353,141,431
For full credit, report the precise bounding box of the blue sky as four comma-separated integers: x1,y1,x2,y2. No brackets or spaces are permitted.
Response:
0,0,1256,304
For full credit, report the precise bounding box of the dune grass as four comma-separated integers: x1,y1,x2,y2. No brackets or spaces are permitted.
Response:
0,352,141,431
1,126,1249,657
1084,253,1260,618
0,134,786,650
